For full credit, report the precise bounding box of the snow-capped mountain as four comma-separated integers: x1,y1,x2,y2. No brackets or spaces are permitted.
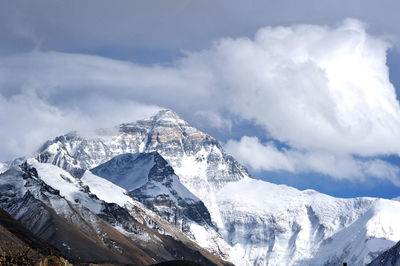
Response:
0,159,229,265
3,109,400,265
37,110,249,228
35,109,246,260
0,157,24,175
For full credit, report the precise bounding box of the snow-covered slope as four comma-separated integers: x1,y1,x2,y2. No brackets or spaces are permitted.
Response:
33,109,400,265
217,178,400,265
81,170,135,208
29,160,103,213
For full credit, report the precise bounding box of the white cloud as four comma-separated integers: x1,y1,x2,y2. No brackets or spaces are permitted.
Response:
1,19,400,184
0,90,160,161
225,136,400,185
193,19,400,156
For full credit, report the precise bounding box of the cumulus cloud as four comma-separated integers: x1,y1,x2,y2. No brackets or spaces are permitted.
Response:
197,19,400,156
225,136,400,185
1,19,400,184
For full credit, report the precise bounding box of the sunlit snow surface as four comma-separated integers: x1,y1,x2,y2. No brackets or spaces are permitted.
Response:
217,178,400,265
81,170,134,207
30,160,103,214
0,162,7,174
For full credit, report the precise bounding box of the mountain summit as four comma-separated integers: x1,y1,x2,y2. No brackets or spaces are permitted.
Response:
150,109,188,125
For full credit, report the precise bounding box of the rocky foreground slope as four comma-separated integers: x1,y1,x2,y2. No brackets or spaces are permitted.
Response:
2,109,400,265
0,207,71,265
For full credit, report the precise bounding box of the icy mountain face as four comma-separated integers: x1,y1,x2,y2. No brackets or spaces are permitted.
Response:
80,169,233,266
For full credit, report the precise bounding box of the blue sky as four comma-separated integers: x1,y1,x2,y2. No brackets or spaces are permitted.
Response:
1,1,400,199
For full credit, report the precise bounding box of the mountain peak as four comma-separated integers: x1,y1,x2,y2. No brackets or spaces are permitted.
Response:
150,109,187,125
